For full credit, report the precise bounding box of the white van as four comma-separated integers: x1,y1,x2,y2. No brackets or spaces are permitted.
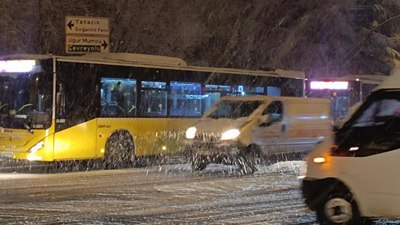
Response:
301,66,400,225
184,95,332,172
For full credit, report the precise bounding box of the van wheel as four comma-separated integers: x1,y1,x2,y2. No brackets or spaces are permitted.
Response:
104,130,135,169
236,145,260,174
234,155,257,174
191,155,208,171
317,189,372,225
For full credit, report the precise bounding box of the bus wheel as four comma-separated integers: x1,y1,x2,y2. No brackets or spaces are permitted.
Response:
104,130,135,169
316,188,372,225
191,155,208,171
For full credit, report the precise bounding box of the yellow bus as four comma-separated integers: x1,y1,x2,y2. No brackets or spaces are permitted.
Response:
0,53,305,166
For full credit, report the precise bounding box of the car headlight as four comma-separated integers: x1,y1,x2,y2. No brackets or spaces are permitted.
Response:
185,127,197,139
220,129,240,140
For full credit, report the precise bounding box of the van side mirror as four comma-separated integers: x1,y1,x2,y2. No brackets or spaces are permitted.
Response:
333,124,341,133
258,115,271,127
333,118,345,131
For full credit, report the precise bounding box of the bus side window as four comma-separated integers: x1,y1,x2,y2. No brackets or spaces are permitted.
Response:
140,81,167,117
170,81,201,117
100,78,137,117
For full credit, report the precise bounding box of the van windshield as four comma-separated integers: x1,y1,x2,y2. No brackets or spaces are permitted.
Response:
207,100,262,119
335,90,400,156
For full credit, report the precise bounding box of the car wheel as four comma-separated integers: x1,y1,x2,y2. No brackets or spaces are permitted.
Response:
191,155,208,171
317,189,372,225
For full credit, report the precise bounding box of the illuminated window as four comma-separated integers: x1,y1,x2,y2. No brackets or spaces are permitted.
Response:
100,78,137,117
170,81,201,117
202,85,232,113
140,81,167,116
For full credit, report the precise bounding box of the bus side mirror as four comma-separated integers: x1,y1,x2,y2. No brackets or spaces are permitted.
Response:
29,111,51,128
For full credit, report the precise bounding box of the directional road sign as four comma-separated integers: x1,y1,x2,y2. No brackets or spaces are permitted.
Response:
65,16,109,36
65,35,109,53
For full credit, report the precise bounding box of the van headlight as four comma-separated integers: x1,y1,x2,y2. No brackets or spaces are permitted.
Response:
220,129,240,140
185,127,197,139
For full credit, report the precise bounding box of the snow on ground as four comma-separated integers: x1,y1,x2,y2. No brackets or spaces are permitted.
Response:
146,160,305,176
0,173,44,180
0,160,400,224
146,160,400,225
256,160,305,175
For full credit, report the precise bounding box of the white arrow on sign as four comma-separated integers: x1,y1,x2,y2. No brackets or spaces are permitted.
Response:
65,35,109,54
65,16,109,36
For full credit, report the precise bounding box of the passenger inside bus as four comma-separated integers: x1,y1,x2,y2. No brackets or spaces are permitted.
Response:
100,78,137,117
112,81,126,115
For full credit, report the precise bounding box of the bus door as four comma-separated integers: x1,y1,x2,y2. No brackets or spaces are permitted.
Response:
53,118,98,160
53,64,98,160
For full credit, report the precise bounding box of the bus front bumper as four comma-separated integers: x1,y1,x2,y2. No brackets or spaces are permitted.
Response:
0,151,45,161
0,151,15,160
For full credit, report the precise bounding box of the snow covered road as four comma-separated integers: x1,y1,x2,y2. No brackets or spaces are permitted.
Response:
0,161,397,224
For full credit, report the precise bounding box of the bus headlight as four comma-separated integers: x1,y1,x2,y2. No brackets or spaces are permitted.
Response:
220,129,240,140
29,141,44,153
185,127,197,139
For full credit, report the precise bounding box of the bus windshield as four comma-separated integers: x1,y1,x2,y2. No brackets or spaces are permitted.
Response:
0,72,52,129
207,100,262,119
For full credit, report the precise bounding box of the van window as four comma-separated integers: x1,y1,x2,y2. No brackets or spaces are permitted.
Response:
263,100,283,124
207,100,262,119
334,91,400,156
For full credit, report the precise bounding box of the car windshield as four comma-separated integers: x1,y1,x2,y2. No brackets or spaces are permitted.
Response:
0,71,52,129
206,100,262,119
